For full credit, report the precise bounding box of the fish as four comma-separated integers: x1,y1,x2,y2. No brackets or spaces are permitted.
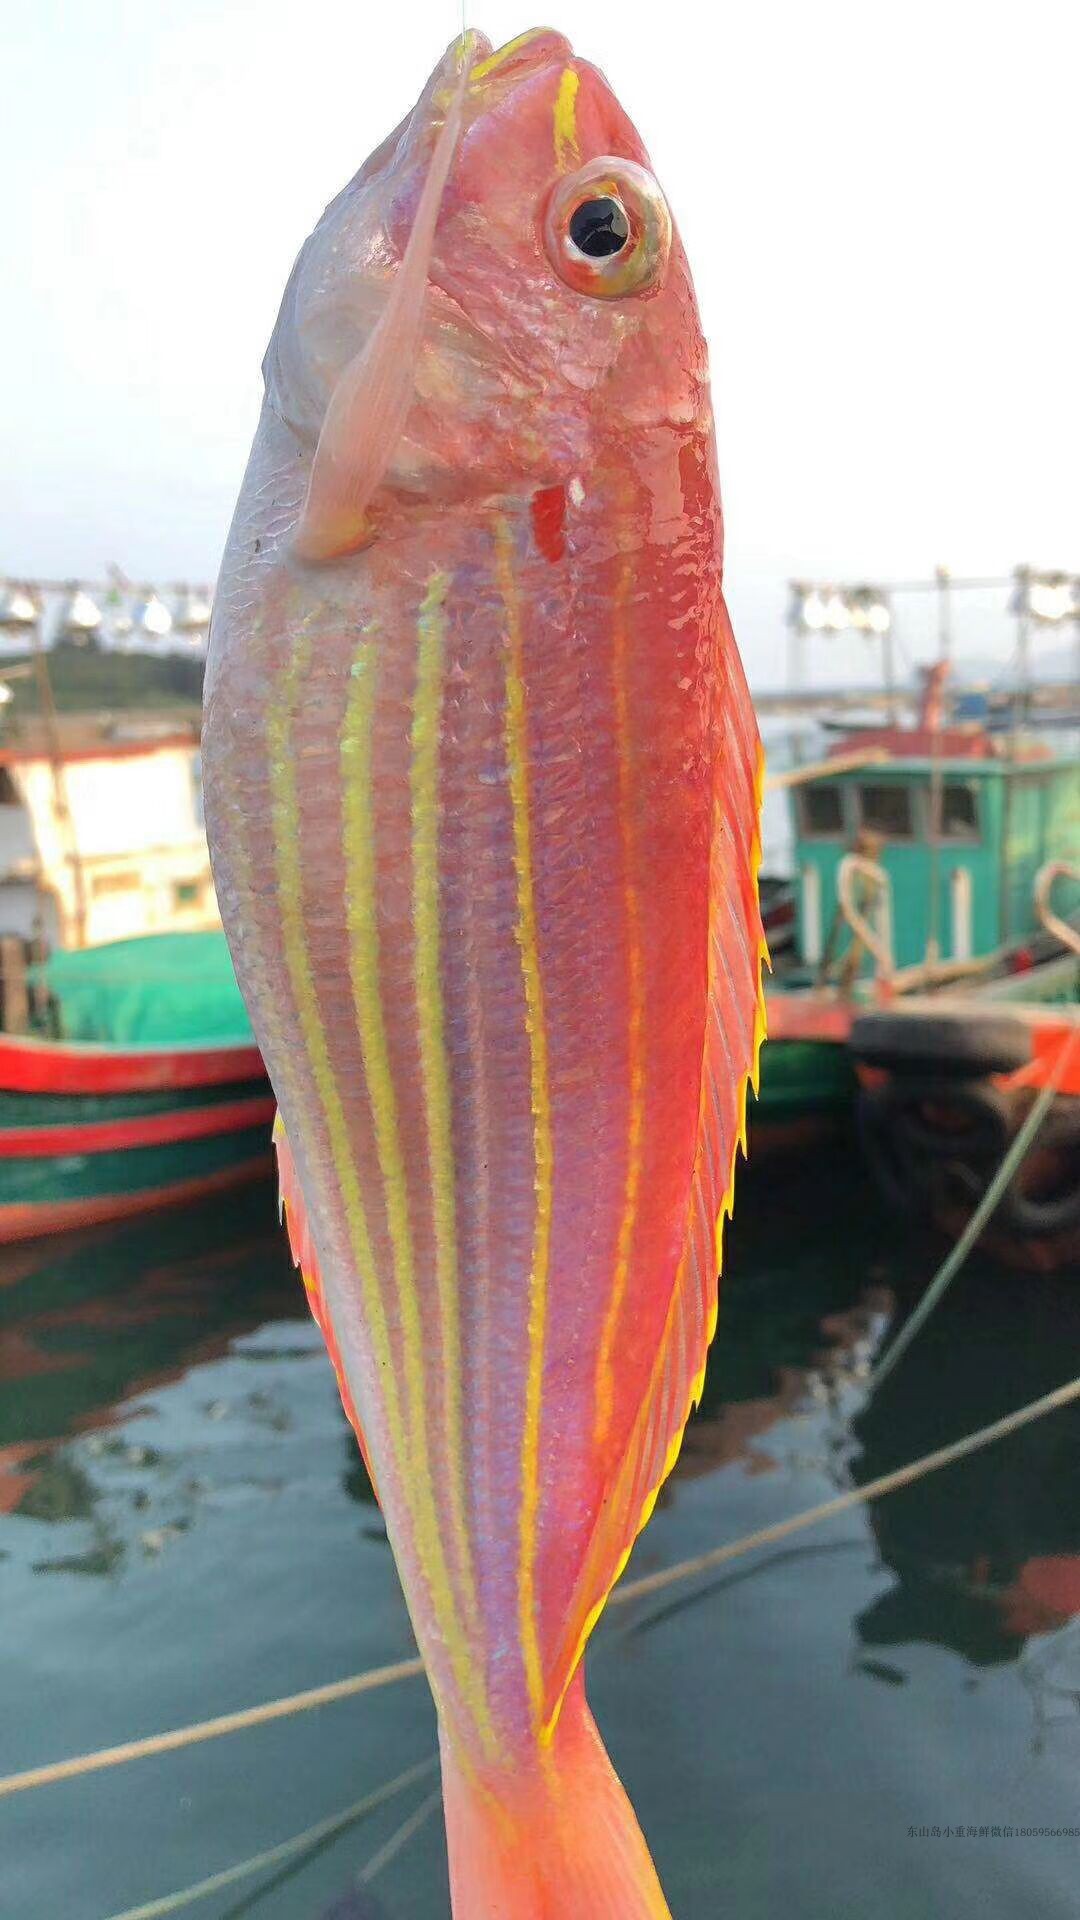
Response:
202,26,766,1917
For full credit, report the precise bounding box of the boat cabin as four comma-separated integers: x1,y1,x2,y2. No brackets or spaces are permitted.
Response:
791,753,1080,975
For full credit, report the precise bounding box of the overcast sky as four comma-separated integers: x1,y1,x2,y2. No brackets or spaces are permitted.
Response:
3,1,1077,684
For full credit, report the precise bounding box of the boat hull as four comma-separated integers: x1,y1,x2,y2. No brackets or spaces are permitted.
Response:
750,988,858,1144
851,995,1080,1270
0,1036,273,1244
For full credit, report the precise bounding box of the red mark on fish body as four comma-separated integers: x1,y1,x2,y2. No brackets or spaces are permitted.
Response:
531,484,566,562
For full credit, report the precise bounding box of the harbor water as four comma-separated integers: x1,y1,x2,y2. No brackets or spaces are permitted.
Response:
1,1144,1077,1918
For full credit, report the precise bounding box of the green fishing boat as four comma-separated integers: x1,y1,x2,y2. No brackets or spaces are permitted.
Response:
752,699,1080,1144
0,932,272,1242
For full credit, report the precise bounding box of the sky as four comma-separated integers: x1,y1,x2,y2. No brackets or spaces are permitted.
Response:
2,0,1078,686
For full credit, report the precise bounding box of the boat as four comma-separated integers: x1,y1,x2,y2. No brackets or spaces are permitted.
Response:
758,873,796,956
753,668,1080,1147
848,865,1080,1269
0,930,273,1243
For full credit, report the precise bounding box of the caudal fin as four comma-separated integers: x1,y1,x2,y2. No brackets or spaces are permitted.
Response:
441,1674,672,1919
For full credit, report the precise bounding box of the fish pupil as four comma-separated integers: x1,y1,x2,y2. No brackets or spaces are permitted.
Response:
568,197,630,259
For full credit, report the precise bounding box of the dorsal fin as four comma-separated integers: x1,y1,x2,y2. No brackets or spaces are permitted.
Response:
541,598,768,1737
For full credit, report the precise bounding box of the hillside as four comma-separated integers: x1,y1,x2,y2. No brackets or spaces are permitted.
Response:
0,642,204,715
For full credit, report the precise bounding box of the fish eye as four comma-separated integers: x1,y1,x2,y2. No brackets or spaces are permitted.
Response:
568,197,630,259
544,157,672,299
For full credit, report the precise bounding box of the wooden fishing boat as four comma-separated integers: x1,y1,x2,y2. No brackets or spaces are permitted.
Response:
753,683,1080,1146
0,932,273,1243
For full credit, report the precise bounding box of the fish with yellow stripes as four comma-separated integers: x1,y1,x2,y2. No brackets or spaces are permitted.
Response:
202,26,766,1917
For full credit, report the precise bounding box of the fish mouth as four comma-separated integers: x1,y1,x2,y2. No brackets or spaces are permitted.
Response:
416,27,574,127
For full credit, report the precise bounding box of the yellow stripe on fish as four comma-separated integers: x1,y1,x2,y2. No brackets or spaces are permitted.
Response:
470,27,551,84
340,623,497,1760
553,68,580,173
410,572,483,1650
594,549,648,1447
265,624,408,1511
495,518,554,1735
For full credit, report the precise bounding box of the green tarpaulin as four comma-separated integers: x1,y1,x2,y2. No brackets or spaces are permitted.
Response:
33,932,255,1047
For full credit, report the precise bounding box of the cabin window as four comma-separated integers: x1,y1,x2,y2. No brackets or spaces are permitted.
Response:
799,784,844,837
938,781,980,841
858,783,914,840
173,879,204,909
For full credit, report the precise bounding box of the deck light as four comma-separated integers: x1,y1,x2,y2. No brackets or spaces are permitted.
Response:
174,586,212,632
849,586,892,635
61,587,103,634
138,592,173,638
801,588,831,631
1015,568,1080,625
791,583,891,636
0,584,40,628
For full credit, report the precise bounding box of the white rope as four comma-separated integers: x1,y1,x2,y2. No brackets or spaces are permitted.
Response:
97,1756,437,1920
2,1375,1076,1802
0,1656,424,1802
356,1787,442,1886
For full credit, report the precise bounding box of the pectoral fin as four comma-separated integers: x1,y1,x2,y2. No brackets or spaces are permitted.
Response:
294,50,471,561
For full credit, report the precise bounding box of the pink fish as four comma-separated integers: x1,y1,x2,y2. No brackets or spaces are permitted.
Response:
203,27,765,1916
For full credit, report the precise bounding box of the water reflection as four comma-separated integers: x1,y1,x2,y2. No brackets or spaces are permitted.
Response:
852,1264,1080,1670
675,1149,1080,1683
1,1144,1078,1917
5,1146,1077,1687
0,1180,306,1543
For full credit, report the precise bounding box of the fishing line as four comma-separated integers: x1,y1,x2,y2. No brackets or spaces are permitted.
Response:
93,1756,437,1920
356,1786,441,1884
2,1374,1077,1804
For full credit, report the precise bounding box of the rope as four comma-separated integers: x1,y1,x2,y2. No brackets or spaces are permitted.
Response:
356,1788,441,1886
606,1374,1080,1609
97,1756,437,1920
2,1375,1077,1804
868,1024,1080,1393
0,1658,423,1802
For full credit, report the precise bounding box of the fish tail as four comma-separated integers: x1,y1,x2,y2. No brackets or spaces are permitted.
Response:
441,1673,672,1919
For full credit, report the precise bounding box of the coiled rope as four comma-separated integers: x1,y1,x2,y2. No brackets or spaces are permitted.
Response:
1,1372,1076,1805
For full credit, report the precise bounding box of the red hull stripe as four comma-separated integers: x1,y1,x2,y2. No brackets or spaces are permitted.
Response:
0,1035,266,1097
0,1157,271,1245
765,993,855,1044
0,1094,276,1160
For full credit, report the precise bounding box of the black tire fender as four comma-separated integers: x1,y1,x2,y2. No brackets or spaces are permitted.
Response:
856,1085,936,1219
850,1010,1032,1079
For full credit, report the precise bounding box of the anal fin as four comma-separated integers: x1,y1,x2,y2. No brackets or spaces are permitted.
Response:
273,1114,380,1503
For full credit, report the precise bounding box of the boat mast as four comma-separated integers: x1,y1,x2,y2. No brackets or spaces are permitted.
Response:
925,565,951,965
29,625,89,949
